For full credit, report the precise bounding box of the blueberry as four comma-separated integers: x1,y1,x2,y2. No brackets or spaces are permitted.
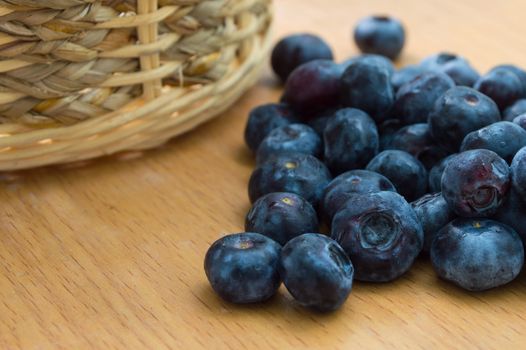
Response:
271,34,334,82
512,114,526,131
411,193,456,253
323,108,379,174
391,64,427,91
204,232,281,303
503,99,526,121
460,121,526,163
321,169,396,224
430,219,524,291
428,153,458,193
282,60,342,116
331,191,423,282
392,71,455,125
428,86,501,153
511,146,526,202
340,56,394,122
353,15,405,60
493,188,526,245
256,124,322,164
474,67,524,110
245,192,319,246
383,123,449,169
420,52,479,87
248,153,332,206
306,108,340,136
493,64,526,96
341,54,395,76
279,233,354,312
366,150,428,201
441,149,510,217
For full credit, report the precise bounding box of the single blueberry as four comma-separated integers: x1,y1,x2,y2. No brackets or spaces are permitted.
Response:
323,108,379,174
428,153,458,193
493,64,526,96
353,15,405,60
366,150,428,201
430,219,524,291
271,33,334,82
420,52,479,87
474,67,524,110
503,99,526,121
244,103,298,152
460,121,526,163
256,124,322,164
331,191,423,282
279,233,354,312
340,54,395,77
392,71,455,125
204,232,281,303
340,57,394,123
282,60,342,116
248,153,332,206
321,169,396,224
493,187,526,245
441,149,510,217
411,193,456,253
428,86,501,153
511,146,526,203
512,114,526,131
383,123,449,169
245,192,319,246
391,64,427,91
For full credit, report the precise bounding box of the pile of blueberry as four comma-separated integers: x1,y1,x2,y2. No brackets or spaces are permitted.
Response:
204,15,526,312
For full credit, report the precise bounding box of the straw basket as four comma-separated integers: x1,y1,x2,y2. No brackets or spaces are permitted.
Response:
0,0,272,170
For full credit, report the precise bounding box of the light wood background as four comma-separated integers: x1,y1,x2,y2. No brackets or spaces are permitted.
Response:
1,0,526,349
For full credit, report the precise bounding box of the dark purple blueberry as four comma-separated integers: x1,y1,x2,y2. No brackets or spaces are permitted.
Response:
428,153,458,193
428,86,501,153
256,124,322,164
244,103,298,152
271,34,333,82
204,232,281,303
493,64,526,96
391,64,427,91
411,193,456,253
420,52,479,87
474,67,524,110
366,150,428,201
282,60,342,116
331,191,423,282
493,187,526,245
431,219,524,291
279,233,354,312
248,153,332,206
321,170,396,224
340,57,394,122
378,119,402,150
511,146,526,203
353,15,405,60
460,121,526,163
245,192,318,246
323,108,379,174
383,123,449,169
392,71,455,125
441,149,510,217
340,54,395,76
503,99,526,121
512,114,526,131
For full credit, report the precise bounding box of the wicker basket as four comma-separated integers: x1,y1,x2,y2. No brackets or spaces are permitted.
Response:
0,0,272,170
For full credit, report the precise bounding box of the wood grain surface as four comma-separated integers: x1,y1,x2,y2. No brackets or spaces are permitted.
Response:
2,1,526,349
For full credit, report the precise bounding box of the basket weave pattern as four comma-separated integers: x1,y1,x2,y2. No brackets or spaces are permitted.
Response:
0,0,272,170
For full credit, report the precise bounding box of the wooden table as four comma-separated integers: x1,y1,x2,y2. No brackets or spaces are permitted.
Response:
2,1,526,348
